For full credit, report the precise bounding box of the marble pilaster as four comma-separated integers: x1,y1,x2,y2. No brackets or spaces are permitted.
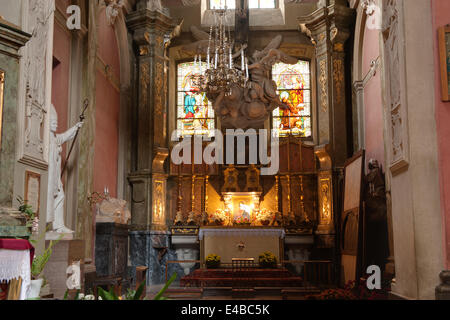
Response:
126,4,178,284
299,2,355,167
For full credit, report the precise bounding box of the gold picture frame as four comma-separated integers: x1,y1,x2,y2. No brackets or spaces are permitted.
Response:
438,25,450,101
25,171,41,218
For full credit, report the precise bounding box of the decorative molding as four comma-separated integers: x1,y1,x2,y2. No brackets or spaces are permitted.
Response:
319,59,328,113
382,0,409,175
104,0,124,26
333,59,344,104
199,228,285,240
18,0,55,169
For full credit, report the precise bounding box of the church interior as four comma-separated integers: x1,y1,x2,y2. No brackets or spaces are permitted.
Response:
0,0,450,301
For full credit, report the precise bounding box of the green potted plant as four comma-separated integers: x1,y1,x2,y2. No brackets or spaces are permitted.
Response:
28,231,61,299
17,196,38,236
258,251,277,269
205,254,221,269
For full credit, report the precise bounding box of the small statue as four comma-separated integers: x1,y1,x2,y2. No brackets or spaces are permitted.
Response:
187,211,197,226
272,211,283,227
174,211,184,226
47,105,83,234
201,211,209,226
286,211,297,226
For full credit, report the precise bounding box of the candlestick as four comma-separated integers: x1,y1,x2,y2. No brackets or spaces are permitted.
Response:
215,50,218,69
245,58,249,80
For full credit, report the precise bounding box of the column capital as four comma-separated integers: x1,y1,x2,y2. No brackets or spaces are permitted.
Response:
126,8,178,38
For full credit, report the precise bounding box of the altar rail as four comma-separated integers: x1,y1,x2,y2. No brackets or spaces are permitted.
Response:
165,260,333,287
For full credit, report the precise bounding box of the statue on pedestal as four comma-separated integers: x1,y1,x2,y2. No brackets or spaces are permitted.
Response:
47,105,83,235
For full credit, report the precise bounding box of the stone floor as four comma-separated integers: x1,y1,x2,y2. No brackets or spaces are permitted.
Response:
146,285,320,300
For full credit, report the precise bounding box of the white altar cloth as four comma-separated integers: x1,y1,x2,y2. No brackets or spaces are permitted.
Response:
0,249,31,300
199,228,285,240
200,228,285,263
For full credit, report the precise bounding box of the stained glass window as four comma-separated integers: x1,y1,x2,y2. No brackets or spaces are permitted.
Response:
272,60,312,138
177,62,215,137
209,0,275,9
248,0,276,8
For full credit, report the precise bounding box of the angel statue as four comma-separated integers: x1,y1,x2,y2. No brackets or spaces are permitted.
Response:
182,28,298,129
47,105,83,234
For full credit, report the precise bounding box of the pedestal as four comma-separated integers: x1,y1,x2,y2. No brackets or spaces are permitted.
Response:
436,271,450,300
284,234,314,275
95,223,129,277
42,240,85,299
0,208,29,238
129,230,172,285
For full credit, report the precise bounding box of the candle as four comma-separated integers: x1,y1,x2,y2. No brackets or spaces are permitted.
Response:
199,56,202,73
207,48,210,69
241,48,245,71
245,59,249,79
215,50,218,69
229,47,233,68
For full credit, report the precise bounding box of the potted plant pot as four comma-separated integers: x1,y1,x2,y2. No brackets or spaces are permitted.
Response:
206,254,221,269
28,278,44,299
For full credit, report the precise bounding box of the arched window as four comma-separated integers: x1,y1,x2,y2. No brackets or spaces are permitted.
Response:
209,0,275,9
177,61,215,137
272,60,312,138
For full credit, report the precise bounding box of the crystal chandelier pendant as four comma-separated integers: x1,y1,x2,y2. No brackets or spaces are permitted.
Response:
190,7,249,97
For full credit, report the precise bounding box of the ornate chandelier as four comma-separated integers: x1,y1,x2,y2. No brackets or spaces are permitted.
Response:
191,8,249,96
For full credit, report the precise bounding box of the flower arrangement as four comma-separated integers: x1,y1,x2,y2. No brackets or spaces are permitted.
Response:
17,196,39,235
256,209,273,226
306,279,389,300
234,215,251,226
206,254,221,269
258,251,277,268
212,209,227,225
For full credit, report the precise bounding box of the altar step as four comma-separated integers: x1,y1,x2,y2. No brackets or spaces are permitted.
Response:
162,287,322,300
180,268,304,288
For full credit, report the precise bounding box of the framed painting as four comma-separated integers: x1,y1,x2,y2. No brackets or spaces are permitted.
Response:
438,25,450,101
25,171,41,218
340,150,365,285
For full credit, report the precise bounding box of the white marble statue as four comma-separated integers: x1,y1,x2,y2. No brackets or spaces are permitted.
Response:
47,105,83,234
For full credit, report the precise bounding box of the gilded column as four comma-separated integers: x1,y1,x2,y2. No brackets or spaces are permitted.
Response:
126,6,177,231
299,0,355,248
298,0,355,167
126,2,178,285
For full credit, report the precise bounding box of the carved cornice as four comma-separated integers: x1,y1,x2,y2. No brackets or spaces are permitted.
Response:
0,22,31,57
126,9,178,37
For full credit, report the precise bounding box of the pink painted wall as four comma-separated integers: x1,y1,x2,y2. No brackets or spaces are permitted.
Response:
93,12,120,198
432,0,450,269
362,27,385,170
52,21,71,168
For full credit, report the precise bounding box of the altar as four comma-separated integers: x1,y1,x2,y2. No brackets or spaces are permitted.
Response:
199,227,285,265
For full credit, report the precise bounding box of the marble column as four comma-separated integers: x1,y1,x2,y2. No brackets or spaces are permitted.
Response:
299,1,355,249
299,0,355,167
126,3,177,285
0,22,30,233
